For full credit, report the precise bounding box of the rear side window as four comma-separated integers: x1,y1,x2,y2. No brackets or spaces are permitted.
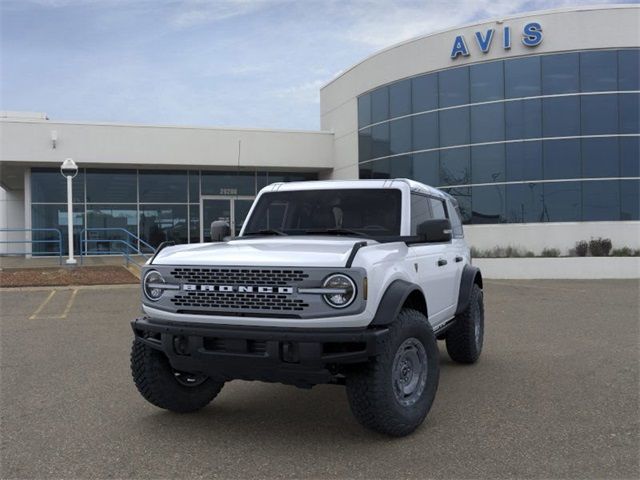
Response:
410,194,433,234
430,198,447,219
447,199,464,238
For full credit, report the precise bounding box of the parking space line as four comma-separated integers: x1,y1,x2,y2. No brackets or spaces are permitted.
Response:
29,290,56,319
59,289,79,319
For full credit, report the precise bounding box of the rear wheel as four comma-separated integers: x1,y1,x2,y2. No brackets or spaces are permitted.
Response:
445,283,484,364
131,339,224,413
345,308,439,437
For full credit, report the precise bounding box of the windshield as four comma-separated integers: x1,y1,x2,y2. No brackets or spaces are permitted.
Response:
242,189,402,239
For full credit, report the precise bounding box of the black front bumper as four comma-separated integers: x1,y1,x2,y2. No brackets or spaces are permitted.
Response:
131,317,388,387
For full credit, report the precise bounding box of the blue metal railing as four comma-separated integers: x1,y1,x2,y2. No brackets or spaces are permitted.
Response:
80,228,156,267
0,228,64,264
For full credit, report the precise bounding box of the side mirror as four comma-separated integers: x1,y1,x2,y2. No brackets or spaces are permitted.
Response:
415,219,452,243
210,221,231,242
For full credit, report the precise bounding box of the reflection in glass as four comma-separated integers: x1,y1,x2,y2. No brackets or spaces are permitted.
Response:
371,87,389,123
439,67,469,108
389,79,411,118
358,94,371,128
389,117,411,155
544,139,581,180
543,96,580,137
412,74,438,113
189,171,200,203
86,169,136,203
189,205,200,243
444,187,471,223
86,205,137,254
413,152,439,187
542,53,579,95
140,205,188,247
580,50,617,92
389,155,412,179
505,56,541,98
618,49,640,91
139,170,187,203
620,137,640,177
582,138,619,178
201,171,255,196
470,61,504,102
620,180,640,220
506,142,543,182
471,144,505,184
439,107,470,147
412,112,438,151
359,128,373,162
506,183,543,223
470,103,504,143
471,185,505,224
543,182,581,222
583,181,620,221
440,148,470,186
371,123,390,159
31,204,84,255
505,99,542,140
581,94,618,135
619,93,640,134
31,168,85,203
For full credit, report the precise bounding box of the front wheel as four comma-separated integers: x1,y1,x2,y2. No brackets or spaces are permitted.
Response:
131,339,224,413
345,309,440,437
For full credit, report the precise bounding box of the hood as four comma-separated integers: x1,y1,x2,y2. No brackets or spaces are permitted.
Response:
151,236,371,267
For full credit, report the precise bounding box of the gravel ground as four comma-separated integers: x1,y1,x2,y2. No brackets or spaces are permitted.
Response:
1,280,638,479
0,266,138,287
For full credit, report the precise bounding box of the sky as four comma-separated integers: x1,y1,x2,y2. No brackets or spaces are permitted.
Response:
0,0,633,130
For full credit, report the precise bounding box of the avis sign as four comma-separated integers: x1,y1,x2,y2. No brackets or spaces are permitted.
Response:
450,22,543,59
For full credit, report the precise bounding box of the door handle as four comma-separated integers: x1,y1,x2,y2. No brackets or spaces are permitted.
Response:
455,256,463,263
437,259,447,267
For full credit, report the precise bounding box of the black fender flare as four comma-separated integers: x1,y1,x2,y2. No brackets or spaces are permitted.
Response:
455,265,483,316
370,279,427,326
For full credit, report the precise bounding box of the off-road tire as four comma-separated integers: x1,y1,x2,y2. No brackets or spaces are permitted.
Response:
131,339,224,413
445,283,484,364
345,308,439,437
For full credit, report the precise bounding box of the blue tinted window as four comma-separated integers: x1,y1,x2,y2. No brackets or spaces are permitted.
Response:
506,183,543,223
543,182,581,222
619,49,640,90
470,61,504,102
544,139,581,180
506,141,543,182
444,186,472,223
389,154,413,178
371,123,390,158
439,147,470,186
139,170,187,203
439,107,470,147
359,128,373,162
581,51,617,92
505,99,542,140
412,74,438,113
189,204,199,243
370,158,391,179
189,171,200,203
412,112,439,151
581,94,618,135
201,172,255,196
439,67,469,107
621,180,640,220
32,204,85,255
389,79,411,118
471,185,505,224
583,180,620,221
541,53,579,95
86,169,136,203
371,87,389,123
358,94,371,128
582,138,619,178
31,168,85,203
140,205,188,247
543,96,580,137
471,144,505,184
619,93,639,134
413,151,439,187
620,137,640,177
389,117,412,155
505,56,541,98
471,103,504,143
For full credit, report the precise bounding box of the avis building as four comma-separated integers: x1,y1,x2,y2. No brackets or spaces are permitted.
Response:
1,5,638,258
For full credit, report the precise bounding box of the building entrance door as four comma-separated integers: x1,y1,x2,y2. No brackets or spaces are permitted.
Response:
200,196,254,242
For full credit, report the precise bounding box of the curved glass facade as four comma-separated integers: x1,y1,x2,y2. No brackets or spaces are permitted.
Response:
358,49,640,224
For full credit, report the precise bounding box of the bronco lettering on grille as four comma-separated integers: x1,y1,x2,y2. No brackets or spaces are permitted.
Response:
182,285,294,294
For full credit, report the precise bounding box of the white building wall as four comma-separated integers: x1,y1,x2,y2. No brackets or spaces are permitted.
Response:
0,187,25,255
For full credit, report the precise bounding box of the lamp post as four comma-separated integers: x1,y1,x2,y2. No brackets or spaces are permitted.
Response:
60,158,78,265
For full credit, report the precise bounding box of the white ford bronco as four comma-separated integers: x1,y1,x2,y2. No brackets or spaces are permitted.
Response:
131,179,484,436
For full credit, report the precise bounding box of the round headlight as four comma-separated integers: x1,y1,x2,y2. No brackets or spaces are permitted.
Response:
323,274,356,308
143,270,165,301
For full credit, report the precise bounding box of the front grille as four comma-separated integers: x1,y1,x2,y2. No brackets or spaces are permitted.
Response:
169,267,309,286
170,292,309,312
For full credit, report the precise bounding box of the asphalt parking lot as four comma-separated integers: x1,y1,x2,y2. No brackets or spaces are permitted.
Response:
1,280,638,479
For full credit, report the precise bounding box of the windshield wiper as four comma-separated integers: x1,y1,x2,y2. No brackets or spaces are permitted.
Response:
242,229,287,236
305,228,369,238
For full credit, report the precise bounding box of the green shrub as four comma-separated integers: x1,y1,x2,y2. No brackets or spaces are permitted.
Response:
541,248,561,257
575,241,589,257
589,237,612,257
610,247,632,256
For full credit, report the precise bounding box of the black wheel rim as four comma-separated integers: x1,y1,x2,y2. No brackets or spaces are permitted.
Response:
172,369,208,387
474,296,483,350
392,337,428,407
